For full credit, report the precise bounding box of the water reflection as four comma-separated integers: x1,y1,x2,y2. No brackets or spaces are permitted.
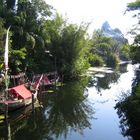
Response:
115,65,140,140
0,105,34,140
42,77,94,139
88,64,128,93
0,63,135,140
0,77,94,140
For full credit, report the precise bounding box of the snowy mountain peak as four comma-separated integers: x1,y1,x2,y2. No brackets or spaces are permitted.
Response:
101,21,127,43
101,21,111,32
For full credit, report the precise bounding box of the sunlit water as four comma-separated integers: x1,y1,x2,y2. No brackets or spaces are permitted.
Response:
57,64,135,140
85,64,135,140
0,63,137,140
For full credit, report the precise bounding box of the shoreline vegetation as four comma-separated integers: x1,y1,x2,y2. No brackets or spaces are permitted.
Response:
0,0,131,82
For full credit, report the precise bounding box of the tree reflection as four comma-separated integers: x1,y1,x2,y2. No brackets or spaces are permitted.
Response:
43,77,94,139
0,105,34,140
88,64,128,93
118,63,128,74
115,67,140,140
88,71,120,93
1,77,94,140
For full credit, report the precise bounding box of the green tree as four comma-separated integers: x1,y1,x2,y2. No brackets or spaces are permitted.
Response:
130,35,140,63
120,44,130,60
61,23,91,79
44,14,91,79
90,30,120,67
126,0,140,63
0,0,53,74
0,0,91,79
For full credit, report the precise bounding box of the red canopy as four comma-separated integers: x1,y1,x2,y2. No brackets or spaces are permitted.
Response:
9,84,32,99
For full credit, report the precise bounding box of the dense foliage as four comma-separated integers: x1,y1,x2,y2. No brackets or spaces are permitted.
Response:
89,30,129,67
126,0,140,64
0,0,53,74
115,70,140,140
0,0,92,80
0,0,130,81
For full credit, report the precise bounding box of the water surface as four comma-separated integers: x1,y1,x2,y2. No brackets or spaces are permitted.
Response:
0,63,136,140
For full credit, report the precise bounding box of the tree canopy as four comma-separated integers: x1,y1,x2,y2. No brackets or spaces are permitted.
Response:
126,0,140,63
0,0,131,81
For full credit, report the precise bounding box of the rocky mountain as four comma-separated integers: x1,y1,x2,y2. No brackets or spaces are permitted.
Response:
101,21,128,44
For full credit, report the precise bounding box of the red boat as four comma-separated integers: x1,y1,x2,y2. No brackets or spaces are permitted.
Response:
0,84,32,112
0,77,43,113
33,72,59,86
0,27,43,113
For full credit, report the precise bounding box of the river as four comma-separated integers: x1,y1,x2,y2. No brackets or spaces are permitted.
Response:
0,63,137,140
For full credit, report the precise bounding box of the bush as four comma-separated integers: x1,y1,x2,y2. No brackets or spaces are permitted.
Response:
89,54,104,66
106,54,119,67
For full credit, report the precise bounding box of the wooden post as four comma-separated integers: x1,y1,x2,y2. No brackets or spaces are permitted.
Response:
32,93,35,113
7,121,11,140
55,75,57,90
5,103,8,121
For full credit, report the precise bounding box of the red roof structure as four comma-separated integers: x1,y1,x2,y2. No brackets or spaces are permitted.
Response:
8,84,32,99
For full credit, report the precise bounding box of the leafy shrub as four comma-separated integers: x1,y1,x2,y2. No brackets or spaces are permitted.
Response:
106,54,119,67
89,54,104,66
